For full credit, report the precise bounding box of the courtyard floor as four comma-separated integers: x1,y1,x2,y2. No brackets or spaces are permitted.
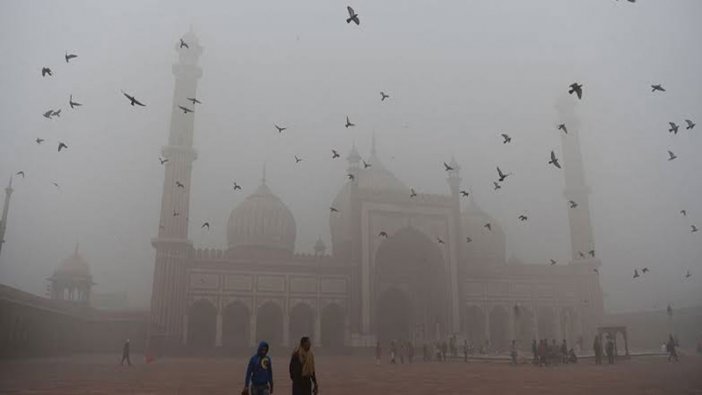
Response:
0,353,700,394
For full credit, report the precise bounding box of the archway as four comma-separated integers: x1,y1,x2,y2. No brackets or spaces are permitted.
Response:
187,299,217,348
321,303,346,350
256,302,283,347
462,305,485,345
222,302,250,349
489,306,509,352
374,227,449,343
517,307,536,351
537,307,556,341
289,303,315,346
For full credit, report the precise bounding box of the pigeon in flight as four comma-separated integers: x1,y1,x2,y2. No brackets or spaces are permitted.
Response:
187,97,202,105
641,267,649,273
692,225,699,233
346,6,360,25
363,160,372,169
466,237,472,243
501,134,512,144
52,182,61,190
460,190,470,197
493,181,502,191
680,210,687,217
685,119,695,130
65,52,77,63
330,206,339,213
35,138,44,144
593,268,599,273
179,38,189,49
345,116,355,128
159,157,168,165
589,249,595,257
568,82,583,99
274,124,287,133
496,167,510,182
332,150,340,159
43,110,54,119
651,84,665,92
410,188,417,198
549,151,561,169
347,173,355,181
633,269,640,279
69,95,82,109
667,150,677,161
379,231,388,238
557,124,568,134
41,67,52,77
173,210,180,217
518,215,528,221
178,105,193,114
58,142,68,152
176,181,185,188
668,122,679,134
295,155,302,163
232,182,242,191
685,270,691,278
16,171,25,178
122,91,145,106
201,222,210,230
569,200,578,208
437,237,445,244
51,109,61,118
380,91,389,101
578,251,586,258
443,162,454,171
550,259,557,266
484,223,492,231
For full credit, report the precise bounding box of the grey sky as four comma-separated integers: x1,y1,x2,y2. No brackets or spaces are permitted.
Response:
0,0,700,312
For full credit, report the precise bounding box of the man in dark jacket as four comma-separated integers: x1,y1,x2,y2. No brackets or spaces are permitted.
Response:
121,339,132,367
290,337,318,395
244,341,274,395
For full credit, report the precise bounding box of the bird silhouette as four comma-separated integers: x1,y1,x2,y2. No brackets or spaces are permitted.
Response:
685,270,691,278
121,91,145,106
51,109,61,118
65,52,77,63
651,84,665,92
347,173,355,180
345,116,355,128
52,182,61,190
43,110,54,119
501,134,512,144
330,206,339,213
549,151,561,169
201,222,210,230
460,190,470,197
35,138,44,144
176,181,185,188
41,67,52,77
484,223,492,231
466,237,472,243
557,124,568,134
178,105,193,114
69,95,82,109
380,91,389,101
518,215,528,221
179,38,189,49
593,268,599,273
274,124,287,133
410,188,417,198
443,162,454,171
58,142,68,152
379,231,388,238
437,237,445,244
692,225,699,233
332,150,340,159
633,269,640,279
363,160,372,169
569,200,578,208
668,122,679,134
346,6,360,25
159,157,168,165
550,259,557,266
187,97,202,105
496,167,510,182
16,171,25,178
578,251,586,258
667,150,677,161
493,181,501,191
680,210,687,216
232,182,242,191
173,210,180,217
685,119,695,130
568,82,583,99
295,155,302,163
642,267,649,273
589,249,595,257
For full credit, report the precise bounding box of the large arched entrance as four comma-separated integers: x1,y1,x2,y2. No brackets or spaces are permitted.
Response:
489,306,509,352
321,303,346,350
374,227,450,343
187,299,217,348
257,302,283,347
289,303,315,346
222,302,250,349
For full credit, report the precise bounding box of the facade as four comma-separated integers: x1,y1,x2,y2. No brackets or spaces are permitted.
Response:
148,30,604,354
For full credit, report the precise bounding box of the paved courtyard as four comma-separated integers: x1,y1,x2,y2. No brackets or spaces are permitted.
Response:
0,353,700,394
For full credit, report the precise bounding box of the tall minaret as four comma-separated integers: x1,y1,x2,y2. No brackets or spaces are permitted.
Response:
556,97,596,263
0,177,13,258
149,28,203,352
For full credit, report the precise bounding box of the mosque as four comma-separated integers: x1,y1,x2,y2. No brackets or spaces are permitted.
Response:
146,29,604,354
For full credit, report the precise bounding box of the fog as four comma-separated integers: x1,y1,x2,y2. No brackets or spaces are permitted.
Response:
0,0,700,314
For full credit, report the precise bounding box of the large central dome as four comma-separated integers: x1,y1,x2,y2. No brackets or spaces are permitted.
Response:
227,181,296,254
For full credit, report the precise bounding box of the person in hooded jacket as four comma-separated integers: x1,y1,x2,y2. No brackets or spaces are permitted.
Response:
244,341,274,395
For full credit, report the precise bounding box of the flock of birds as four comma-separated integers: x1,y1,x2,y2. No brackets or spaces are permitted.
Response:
8,4,698,286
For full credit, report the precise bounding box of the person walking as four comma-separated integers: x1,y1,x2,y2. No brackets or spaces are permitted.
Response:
243,341,274,395
120,339,132,367
289,337,318,395
375,341,382,366
666,334,679,362
510,340,518,366
605,336,615,365
593,335,602,365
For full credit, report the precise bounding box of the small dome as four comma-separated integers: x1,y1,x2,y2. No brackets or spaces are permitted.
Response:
227,182,296,254
55,244,91,278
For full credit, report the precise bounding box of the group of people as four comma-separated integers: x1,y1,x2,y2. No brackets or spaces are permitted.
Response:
531,338,578,366
592,334,615,365
242,337,318,395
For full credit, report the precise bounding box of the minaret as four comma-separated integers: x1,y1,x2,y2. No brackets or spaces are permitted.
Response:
556,97,596,263
0,177,13,258
149,28,203,352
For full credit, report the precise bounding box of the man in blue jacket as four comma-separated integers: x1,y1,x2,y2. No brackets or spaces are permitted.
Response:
244,341,274,395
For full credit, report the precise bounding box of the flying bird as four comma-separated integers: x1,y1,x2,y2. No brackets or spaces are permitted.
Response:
589,249,595,257
493,181,502,191
549,151,561,169
179,38,189,49
274,124,287,133
578,251,586,258
378,231,388,238
347,173,355,181
178,105,193,114
501,134,512,144
363,160,372,169
176,181,185,188
201,222,210,230
43,110,54,119
685,119,695,130
550,259,557,266
64,52,77,63
436,237,445,244
633,269,640,279
121,91,145,106
685,270,691,278
51,109,61,118
569,200,578,208
593,268,599,273
187,97,202,105
345,116,355,128
651,84,665,92
466,237,472,243
232,182,242,191
35,138,44,144
173,210,180,217
667,150,677,161
52,182,61,189
496,167,510,182
680,210,687,217
641,267,649,273
443,162,454,171
380,91,389,101
668,122,679,134
69,95,82,109
58,142,68,152
346,6,360,25
159,157,168,165
518,215,528,221
295,155,302,163
692,225,699,233
460,190,470,197
484,223,492,231
332,150,340,159
16,171,25,178
330,207,339,213
41,67,52,77
568,82,583,99
410,188,417,198
557,124,568,134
